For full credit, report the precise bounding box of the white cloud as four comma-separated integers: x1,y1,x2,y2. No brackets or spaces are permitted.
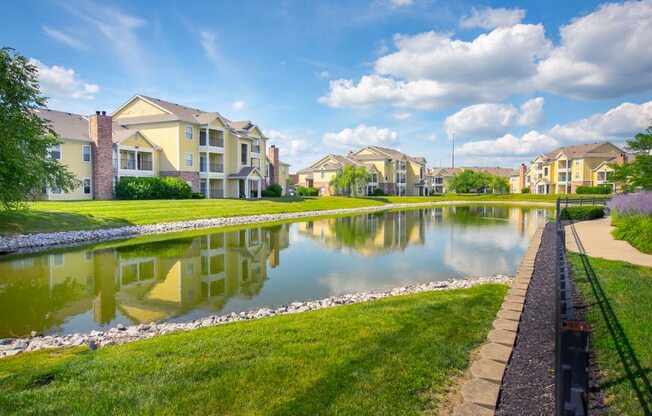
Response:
200,29,220,66
457,130,559,156
316,70,330,79
320,25,551,109
389,0,413,7
42,26,87,50
232,100,246,111
459,7,526,30
516,97,545,126
455,99,652,158
30,59,99,100
444,97,544,139
548,101,652,142
394,112,412,120
323,124,399,150
535,0,652,99
66,4,146,73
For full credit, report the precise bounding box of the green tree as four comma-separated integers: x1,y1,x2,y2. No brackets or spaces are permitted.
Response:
0,47,79,209
329,165,370,197
488,175,509,193
609,125,652,191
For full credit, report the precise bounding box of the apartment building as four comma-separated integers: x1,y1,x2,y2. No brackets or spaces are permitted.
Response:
36,95,269,200
266,145,291,195
297,146,427,196
511,141,625,194
426,166,517,194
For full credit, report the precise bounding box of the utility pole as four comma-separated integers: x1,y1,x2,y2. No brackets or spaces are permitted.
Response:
451,132,455,168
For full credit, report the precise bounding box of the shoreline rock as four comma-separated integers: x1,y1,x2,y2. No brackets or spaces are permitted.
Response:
0,201,553,254
0,275,511,358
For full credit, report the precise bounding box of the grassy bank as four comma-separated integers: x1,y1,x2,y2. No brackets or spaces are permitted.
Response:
611,214,652,254
568,252,652,415
0,193,578,236
0,284,506,415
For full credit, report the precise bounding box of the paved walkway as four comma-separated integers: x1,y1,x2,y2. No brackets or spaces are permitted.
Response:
565,217,652,267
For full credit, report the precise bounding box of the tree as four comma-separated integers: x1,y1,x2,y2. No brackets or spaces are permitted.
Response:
329,165,370,197
488,175,509,193
0,47,79,209
609,125,652,191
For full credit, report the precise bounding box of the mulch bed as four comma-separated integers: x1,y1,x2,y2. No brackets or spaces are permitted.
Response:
496,221,608,415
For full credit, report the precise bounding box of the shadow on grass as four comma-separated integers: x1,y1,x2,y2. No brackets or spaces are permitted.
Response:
570,223,652,414
0,210,133,236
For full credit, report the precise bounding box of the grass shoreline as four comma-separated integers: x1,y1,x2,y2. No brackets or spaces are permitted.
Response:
0,194,571,236
0,284,507,415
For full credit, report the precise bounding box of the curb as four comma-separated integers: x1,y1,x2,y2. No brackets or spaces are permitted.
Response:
452,224,545,416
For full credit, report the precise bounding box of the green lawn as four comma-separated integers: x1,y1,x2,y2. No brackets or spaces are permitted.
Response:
0,193,583,236
0,284,506,415
568,253,652,415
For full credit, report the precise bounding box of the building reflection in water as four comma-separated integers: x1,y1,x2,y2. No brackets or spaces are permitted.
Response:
0,205,547,337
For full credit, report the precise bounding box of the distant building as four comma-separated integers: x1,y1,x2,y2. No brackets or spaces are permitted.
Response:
266,145,291,195
426,166,517,194
297,146,426,196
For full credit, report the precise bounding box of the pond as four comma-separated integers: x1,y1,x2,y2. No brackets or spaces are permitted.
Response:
0,205,550,337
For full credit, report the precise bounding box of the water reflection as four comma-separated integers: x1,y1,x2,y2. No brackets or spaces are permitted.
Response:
0,205,548,337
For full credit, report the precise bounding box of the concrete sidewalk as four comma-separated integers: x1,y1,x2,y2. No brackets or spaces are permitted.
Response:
565,217,652,267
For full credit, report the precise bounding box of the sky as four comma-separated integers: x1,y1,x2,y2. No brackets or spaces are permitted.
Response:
2,0,652,171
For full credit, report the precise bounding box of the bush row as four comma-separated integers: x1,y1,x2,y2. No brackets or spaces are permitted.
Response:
115,177,193,200
559,206,604,221
575,185,612,194
296,186,319,196
611,214,652,254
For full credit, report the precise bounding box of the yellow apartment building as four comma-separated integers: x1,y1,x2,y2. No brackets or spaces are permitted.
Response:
297,146,427,196
36,95,271,200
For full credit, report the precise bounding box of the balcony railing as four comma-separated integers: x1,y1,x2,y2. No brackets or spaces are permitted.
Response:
209,163,224,173
200,136,224,148
120,160,153,171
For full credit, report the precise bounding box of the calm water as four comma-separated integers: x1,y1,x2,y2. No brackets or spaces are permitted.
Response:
0,205,549,337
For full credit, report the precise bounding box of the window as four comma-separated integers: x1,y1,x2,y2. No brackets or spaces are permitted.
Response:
50,144,61,160
185,153,193,167
544,167,549,176
320,171,325,179
241,143,248,165
575,172,580,179
575,159,580,166
52,254,64,267
50,186,62,194
83,178,91,195
185,125,193,140
82,145,91,162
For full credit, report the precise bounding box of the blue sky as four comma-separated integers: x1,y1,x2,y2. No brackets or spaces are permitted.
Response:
2,0,652,170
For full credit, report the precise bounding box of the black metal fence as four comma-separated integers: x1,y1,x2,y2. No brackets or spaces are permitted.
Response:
559,196,611,209
555,198,592,416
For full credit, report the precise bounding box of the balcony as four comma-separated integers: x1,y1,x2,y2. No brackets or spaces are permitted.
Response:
209,163,224,173
557,175,568,183
118,150,153,175
199,130,224,150
396,162,407,172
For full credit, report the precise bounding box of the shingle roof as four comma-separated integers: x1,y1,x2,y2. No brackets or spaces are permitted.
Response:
35,108,90,142
542,141,621,160
227,167,260,179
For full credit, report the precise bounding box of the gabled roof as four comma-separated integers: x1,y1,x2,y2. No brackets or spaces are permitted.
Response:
35,108,90,142
227,167,262,179
542,141,622,160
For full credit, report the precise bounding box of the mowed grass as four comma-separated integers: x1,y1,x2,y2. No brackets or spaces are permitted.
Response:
568,253,652,415
0,193,582,236
0,285,506,416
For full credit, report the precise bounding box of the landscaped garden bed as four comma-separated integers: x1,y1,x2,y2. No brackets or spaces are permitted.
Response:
607,192,652,254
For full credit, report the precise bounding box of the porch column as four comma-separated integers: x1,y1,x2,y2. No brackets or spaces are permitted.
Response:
244,179,249,199
206,179,210,199
257,178,261,199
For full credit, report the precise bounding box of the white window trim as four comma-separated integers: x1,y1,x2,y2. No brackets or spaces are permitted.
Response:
50,144,62,160
83,177,92,195
185,152,194,167
82,145,91,162
185,125,194,140
50,186,62,195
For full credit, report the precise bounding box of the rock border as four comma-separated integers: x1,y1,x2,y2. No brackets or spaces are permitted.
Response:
0,275,511,358
452,225,545,416
0,200,554,254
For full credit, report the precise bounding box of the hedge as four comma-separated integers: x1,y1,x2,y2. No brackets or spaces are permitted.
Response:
611,214,652,254
521,187,530,194
575,185,612,194
559,206,604,221
261,189,277,197
296,186,319,196
265,183,283,197
371,188,385,196
115,177,193,200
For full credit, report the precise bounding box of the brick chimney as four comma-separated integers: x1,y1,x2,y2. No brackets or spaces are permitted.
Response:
615,153,628,166
89,111,114,200
268,144,280,184
518,163,526,190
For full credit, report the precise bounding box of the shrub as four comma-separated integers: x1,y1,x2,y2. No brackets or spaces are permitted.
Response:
576,185,612,194
307,187,319,196
607,192,652,216
371,188,385,196
266,183,283,197
560,206,604,221
611,214,652,254
296,186,319,196
521,187,530,194
261,189,277,197
115,177,192,200
191,192,205,199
